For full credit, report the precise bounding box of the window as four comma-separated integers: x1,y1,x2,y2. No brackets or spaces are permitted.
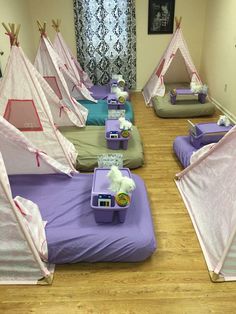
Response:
44,76,62,100
73,0,136,88
4,99,43,131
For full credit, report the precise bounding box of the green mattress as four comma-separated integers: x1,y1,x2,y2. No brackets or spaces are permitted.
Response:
78,99,134,125
152,83,215,118
60,126,144,171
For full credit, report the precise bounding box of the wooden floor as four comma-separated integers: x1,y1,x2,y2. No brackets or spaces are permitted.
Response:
1,92,236,314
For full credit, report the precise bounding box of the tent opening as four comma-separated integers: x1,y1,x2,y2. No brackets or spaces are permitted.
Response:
44,76,62,100
3,99,43,131
164,49,189,83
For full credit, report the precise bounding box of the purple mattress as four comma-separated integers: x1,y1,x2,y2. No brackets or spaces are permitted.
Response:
90,84,130,100
173,135,203,168
9,173,156,264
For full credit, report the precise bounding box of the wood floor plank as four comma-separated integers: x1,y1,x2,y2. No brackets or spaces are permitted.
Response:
1,92,235,313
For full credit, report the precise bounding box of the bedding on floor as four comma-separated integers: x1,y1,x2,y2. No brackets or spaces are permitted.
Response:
152,83,215,118
173,135,204,168
78,99,134,125
9,173,156,263
60,126,144,171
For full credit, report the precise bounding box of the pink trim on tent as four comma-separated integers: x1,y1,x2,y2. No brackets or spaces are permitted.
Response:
0,178,50,279
35,150,41,167
3,99,44,132
59,105,69,117
14,200,26,216
156,59,165,77
56,32,91,87
192,71,201,81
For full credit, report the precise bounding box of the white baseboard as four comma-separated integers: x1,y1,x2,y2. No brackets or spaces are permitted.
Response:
210,96,236,124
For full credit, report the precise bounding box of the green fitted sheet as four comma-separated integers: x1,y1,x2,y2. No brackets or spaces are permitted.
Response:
152,83,215,118
78,100,134,125
60,126,144,171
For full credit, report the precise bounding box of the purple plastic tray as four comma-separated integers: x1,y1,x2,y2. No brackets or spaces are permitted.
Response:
89,84,130,100
91,168,132,223
190,122,232,148
105,119,130,150
107,93,125,110
170,88,207,104
176,89,195,95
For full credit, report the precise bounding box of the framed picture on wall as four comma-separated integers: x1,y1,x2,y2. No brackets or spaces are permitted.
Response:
148,0,175,34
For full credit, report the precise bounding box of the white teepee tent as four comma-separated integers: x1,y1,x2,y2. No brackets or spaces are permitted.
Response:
0,23,77,171
35,21,96,105
0,153,53,284
142,17,202,105
2,24,84,128
0,115,73,175
52,19,93,89
175,126,236,282
0,114,74,284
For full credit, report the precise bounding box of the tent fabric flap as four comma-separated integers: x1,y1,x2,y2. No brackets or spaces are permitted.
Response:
53,32,93,89
34,34,96,126
0,45,77,172
175,127,236,281
0,115,73,176
0,153,54,284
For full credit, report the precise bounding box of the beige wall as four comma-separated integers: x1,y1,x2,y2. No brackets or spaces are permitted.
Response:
0,0,208,91
0,0,35,71
200,0,236,118
136,0,208,90
27,0,77,59
26,0,208,90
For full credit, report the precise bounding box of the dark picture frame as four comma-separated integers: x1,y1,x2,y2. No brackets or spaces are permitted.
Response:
148,0,175,34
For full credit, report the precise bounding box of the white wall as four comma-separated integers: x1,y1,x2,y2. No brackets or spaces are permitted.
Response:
0,0,208,90
26,0,208,90
136,0,208,90
27,0,77,59
0,0,35,71
200,0,236,119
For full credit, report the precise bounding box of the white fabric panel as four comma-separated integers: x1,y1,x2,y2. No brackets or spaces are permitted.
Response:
53,32,93,89
42,35,95,103
33,63,83,127
0,154,53,284
176,127,236,276
14,196,48,261
0,46,77,171
0,116,72,175
142,27,202,105
190,143,215,165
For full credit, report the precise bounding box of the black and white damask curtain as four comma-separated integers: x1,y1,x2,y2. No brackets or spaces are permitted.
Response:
73,0,136,89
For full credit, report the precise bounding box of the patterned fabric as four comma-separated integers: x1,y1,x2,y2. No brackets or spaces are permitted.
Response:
108,109,125,119
97,153,123,168
73,0,136,89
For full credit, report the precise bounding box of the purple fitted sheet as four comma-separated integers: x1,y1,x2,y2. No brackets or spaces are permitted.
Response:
173,135,203,168
9,173,156,264
89,84,130,100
